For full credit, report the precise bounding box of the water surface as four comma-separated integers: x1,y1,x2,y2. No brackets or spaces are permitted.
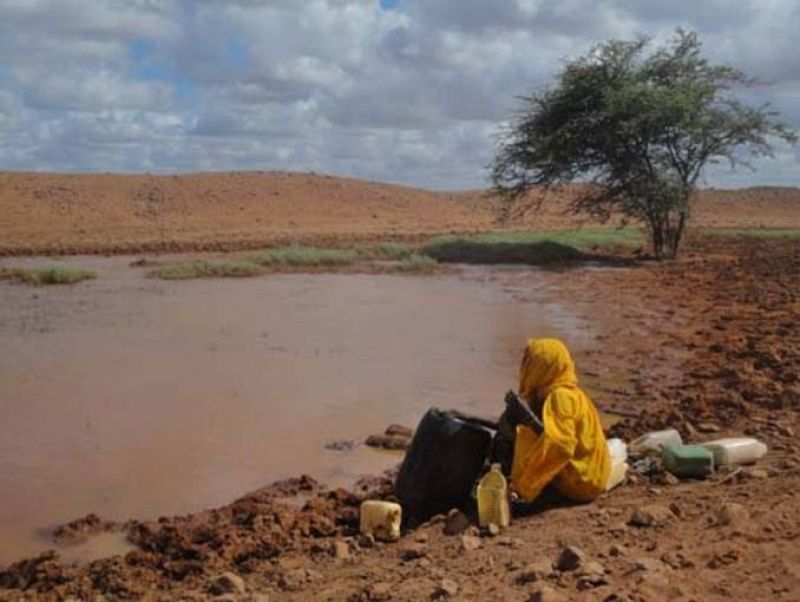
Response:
0,256,591,564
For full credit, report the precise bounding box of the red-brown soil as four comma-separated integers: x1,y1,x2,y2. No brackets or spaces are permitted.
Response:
1,236,799,601
1,171,799,255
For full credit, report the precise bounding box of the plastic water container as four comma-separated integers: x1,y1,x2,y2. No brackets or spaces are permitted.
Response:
477,464,510,529
607,438,628,461
605,438,628,491
630,429,683,455
701,437,768,466
359,500,402,542
662,444,714,478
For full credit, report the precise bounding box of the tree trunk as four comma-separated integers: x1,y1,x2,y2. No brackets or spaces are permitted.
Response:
667,211,687,258
648,213,665,260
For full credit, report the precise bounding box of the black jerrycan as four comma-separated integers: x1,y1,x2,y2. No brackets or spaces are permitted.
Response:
394,408,493,522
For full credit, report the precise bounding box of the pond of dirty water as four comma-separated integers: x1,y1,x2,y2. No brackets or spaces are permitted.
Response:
0,256,594,564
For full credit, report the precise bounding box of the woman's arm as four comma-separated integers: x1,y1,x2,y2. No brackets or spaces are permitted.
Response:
510,389,579,502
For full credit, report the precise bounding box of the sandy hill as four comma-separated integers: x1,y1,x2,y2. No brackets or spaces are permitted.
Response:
0,171,798,255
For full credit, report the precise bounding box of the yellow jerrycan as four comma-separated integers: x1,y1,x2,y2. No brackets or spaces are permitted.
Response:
477,463,510,529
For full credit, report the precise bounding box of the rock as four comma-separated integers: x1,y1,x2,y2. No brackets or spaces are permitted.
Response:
460,534,482,552
742,467,769,480
517,560,554,584
603,595,633,602
365,434,409,450
366,582,393,601
401,543,427,561
444,509,471,535
696,422,721,433
636,571,685,599
385,424,413,438
577,574,606,590
661,551,694,569
435,578,459,598
608,522,628,535
324,439,357,451
654,472,680,486
357,533,376,548
580,560,606,576
208,572,247,595
529,585,566,602
277,568,321,591
628,504,674,527
630,557,664,573
496,536,523,548
716,502,749,527
609,544,627,557
555,545,585,571
486,523,501,537
333,540,351,560
577,560,607,590
707,549,740,569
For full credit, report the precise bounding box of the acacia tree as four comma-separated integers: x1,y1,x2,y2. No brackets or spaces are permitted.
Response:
492,30,796,258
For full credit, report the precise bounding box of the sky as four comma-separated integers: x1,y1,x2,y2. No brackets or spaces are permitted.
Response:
0,0,798,190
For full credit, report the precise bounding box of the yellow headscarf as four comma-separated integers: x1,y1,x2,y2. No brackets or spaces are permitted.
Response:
519,338,578,401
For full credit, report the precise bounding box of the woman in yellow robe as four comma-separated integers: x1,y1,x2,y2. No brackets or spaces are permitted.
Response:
510,338,610,503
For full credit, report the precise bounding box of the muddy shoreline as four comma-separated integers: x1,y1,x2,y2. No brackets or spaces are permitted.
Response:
2,237,800,600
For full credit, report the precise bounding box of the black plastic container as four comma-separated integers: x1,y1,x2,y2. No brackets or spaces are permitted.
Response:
394,408,493,522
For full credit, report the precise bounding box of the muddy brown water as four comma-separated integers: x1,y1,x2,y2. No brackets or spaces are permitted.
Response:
0,256,595,565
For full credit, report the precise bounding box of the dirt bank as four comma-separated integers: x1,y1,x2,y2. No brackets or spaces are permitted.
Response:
1,171,799,255
1,236,799,601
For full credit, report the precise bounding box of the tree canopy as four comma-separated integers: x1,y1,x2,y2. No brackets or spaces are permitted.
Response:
492,30,796,258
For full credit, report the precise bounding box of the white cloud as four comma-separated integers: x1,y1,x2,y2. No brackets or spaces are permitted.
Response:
0,0,797,188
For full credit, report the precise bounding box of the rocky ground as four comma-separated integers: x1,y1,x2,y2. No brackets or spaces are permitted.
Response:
1,236,798,601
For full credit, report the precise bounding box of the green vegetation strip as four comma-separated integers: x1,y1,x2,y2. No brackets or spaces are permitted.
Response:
422,228,642,264
0,265,96,285
394,254,439,273
153,260,262,280
151,244,435,280
150,230,643,280
251,247,360,267
701,229,800,239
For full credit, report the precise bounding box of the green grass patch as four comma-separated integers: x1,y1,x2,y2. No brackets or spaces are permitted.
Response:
153,260,262,280
422,228,641,264
0,265,96,285
701,229,800,239
356,242,416,260
394,253,439,273
251,246,361,267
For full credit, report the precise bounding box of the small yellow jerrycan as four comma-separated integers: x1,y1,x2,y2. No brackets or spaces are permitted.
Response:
477,463,510,529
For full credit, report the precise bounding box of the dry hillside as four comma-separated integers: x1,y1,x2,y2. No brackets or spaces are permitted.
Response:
0,171,798,255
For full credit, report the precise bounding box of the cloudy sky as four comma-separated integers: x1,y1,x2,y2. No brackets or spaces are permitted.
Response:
0,0,798,189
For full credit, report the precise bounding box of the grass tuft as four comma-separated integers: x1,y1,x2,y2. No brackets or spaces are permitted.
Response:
394,253,439,273
357,242,415,260
251,247,360,267
153,260,262,280
0,265,96,286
